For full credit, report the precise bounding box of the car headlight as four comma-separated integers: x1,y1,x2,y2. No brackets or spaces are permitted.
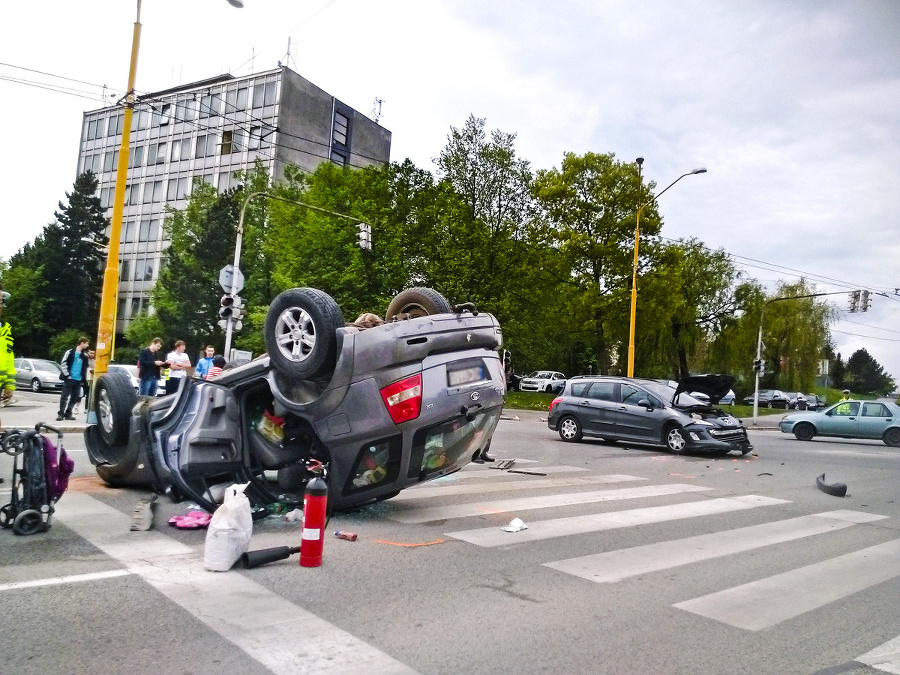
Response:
689,419,714,427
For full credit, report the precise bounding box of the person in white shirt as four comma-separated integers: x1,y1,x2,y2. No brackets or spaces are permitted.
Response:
165,340,192,395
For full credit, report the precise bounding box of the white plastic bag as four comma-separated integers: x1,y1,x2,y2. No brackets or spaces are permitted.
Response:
203,483,253,571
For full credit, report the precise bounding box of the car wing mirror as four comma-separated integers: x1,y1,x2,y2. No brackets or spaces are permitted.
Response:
638,399,653,410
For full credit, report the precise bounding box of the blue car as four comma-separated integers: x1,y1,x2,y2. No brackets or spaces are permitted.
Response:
779,399,900,447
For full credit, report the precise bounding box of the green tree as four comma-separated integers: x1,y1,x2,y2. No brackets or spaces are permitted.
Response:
0,262,49,357
844,348,895,394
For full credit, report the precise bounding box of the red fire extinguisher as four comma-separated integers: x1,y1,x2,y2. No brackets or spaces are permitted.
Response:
299,475,328,567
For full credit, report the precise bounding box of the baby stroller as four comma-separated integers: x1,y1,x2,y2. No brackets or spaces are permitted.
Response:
1,423,75,535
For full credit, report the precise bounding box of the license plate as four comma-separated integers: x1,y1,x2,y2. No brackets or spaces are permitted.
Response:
448,364,485,387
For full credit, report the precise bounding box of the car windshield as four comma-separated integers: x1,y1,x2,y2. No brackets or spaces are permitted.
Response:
527,372,551,379
640,381,705,407
33,359,62,372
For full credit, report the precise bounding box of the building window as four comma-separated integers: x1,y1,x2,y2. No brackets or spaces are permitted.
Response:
333,112,349,147
108,114,123,137
100,187,110,208
221,130,234,155
103,150,116,173
176,177,188,199
152,180,163,202
159,103,171,125
143,260,154,281
138,220,150,242
87,119,98,140
118,298,128,320
149,219,160,242
130,297,141,317
195,135,207,159
123,221,136,243
152,142,167,164
128,145,144,168
218,171,230,192
264,81,276,106
137,108,150,130
331,150,347,166
120,259,131,282
143,183,153,204
166,179,177,201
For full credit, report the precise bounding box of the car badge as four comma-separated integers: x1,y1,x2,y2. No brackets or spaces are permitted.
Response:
471,391,480,401
720,417,736,426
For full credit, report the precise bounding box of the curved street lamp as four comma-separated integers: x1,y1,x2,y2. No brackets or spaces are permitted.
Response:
626,162,707,377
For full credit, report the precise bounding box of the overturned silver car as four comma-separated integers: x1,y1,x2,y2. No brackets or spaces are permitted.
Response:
85,287,505,512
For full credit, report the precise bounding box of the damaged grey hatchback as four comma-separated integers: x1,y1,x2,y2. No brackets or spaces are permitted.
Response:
547,375,752,455
84,287,505,512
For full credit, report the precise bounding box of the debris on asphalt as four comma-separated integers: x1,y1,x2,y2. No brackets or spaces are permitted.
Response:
334,530,358,541
130,494,157,531
508,469,547,476
491,459,515,470
757,472,773,476
241,546,301,569
284,508,303,522
816,473,848,498
167,510,212,529
501,517,528,533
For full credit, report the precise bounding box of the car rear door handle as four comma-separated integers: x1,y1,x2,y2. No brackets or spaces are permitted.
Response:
617,406,627,411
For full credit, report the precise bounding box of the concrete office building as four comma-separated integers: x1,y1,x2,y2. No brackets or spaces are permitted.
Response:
76,66,391,333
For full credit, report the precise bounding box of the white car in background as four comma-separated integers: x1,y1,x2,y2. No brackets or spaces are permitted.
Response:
108,364,166,396
519,370,567,393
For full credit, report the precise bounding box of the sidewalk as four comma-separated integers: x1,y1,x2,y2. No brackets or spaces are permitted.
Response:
0,392,90,434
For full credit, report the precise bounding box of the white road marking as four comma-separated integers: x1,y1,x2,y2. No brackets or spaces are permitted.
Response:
56,493,418,675
858,634,900,674
544,509,885,582
0,569,134,591
394,474,645,500
389,483,712,524
674,537,900,631
448,495,787,547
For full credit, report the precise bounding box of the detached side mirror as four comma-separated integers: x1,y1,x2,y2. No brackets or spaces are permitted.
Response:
638,399,653,410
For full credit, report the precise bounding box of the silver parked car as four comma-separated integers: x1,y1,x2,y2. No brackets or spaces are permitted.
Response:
13,358,63,392
548,374,752,455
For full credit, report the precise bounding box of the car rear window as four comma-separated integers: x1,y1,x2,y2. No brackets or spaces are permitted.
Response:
586,381,615,401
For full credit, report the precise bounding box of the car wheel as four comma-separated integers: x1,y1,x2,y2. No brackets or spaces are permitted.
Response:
558,415,583,442
265,287,344,380
0,504,14,528
665,426,687,454
385,287,451,321
883,428,900,448
793,423,815,442
30,378,42,393
95,372,137,447
13,509,45,535
766,401,773,409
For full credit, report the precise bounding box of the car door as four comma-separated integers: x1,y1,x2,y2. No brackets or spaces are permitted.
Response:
14,359,27,388
817,402,860,436
569,381,617,437
857,402,893,439
615,382,659,442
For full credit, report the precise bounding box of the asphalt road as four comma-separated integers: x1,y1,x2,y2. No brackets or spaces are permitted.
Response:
1,409,898,675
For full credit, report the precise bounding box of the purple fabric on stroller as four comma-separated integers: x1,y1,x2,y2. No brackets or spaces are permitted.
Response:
43,435,75,502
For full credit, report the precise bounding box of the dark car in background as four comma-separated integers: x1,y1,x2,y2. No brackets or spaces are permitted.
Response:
743,389,790,409
547,374,752,455
85,287,505,512
13,358,63,393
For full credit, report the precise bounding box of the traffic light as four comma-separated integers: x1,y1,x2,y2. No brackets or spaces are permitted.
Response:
860,290,871,312
502,350,511,370
231,295,245,321
219,294,235,319
848,290,861,312
753,359,765,374
357,222,372,250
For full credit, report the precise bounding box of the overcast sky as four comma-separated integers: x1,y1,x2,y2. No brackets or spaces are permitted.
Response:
2,0,898,385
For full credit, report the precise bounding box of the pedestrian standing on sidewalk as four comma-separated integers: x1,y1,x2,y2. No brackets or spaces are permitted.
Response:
205,355,227,380
74,349,96,416
165,340,192,395
138,338,168,396
194,345,215,379
0,282,17,419
58,337,90,421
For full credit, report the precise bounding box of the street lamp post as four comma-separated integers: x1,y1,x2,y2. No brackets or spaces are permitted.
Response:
626,162,707,377
89,0,241,424
223,191,371,356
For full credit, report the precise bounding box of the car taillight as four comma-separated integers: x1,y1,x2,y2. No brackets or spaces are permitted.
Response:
380,374,423,424
549,397,563,412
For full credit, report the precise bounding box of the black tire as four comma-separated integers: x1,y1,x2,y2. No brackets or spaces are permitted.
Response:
265,288,344,380
557,415,583,442
883,427,900,448
94,372,137,447
665,426,687,454
30,378,42,393
13,509,44,535
793,423,816,442
0,504,14,528
385,287,451,321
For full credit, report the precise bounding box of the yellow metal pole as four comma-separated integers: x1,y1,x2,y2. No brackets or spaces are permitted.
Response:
626,206,641,377
94,0,142,381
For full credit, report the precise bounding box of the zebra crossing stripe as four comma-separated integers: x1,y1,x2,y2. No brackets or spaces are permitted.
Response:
857,634,900,673
393,474,645,501
447,494,786,547
674,537,900,631
388,482,712,524
56,494,418,675
544,509,886,582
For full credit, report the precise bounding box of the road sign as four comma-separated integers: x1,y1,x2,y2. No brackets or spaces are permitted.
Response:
218,265,245,294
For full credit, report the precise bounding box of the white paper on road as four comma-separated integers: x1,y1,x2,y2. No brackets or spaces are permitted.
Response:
56,493,418,675
390,482,712,524
674,537,900,631
544,509,886,582
448,494,787,547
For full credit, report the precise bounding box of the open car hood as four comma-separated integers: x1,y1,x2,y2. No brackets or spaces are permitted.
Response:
673,374,735,405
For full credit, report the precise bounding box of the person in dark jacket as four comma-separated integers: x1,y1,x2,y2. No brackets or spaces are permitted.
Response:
138,338,168,396
58,336,90,421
